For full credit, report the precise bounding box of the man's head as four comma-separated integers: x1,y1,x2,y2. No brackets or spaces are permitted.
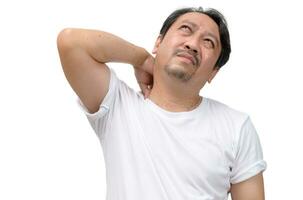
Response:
159,7,231,69
152,7,231,86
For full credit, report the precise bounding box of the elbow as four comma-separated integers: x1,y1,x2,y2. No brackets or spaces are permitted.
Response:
57,28,77,51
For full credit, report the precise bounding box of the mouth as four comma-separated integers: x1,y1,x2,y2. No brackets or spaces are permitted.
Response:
176,52,198,66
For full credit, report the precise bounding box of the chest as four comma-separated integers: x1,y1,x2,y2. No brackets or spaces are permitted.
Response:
132,113,232,188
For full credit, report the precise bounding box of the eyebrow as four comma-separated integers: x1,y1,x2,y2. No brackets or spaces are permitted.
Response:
180,20,220,46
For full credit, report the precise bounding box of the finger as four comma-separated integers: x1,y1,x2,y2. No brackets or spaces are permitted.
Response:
144,84,153,99
138,82,149,98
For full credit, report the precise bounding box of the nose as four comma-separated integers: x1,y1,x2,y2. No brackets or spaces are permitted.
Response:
184,33,201,55
183,35,200,55
185,45,198,54
184,38,201,64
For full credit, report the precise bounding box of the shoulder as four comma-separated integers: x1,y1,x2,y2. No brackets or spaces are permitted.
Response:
204,97,250,130
203,98,260,161
205,98,248,119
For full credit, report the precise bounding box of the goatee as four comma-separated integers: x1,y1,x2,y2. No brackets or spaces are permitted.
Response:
164,64,193,82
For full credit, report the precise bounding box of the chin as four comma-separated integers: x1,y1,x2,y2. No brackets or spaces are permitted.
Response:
164,64,194,82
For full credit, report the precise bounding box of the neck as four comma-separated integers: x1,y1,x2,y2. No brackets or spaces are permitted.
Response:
147,79,202,112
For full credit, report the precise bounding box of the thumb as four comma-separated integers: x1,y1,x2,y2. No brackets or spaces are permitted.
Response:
139,83,150,99
144,85,152,99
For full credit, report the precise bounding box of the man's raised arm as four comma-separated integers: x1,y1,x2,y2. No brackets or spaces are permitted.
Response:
57,28,152,113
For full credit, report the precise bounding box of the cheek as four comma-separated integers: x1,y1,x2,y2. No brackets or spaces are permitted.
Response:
155,46,170,66
202,50,220,67
157,42,174,60
157,51,171,68
155,35,185,64
161,34,182,50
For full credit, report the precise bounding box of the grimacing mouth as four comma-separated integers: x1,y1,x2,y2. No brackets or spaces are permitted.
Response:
177,53,196,65
175,50,200,66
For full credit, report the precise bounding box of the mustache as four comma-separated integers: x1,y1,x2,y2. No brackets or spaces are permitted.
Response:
174,49,200,66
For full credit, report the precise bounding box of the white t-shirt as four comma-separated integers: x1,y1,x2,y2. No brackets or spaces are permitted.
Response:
78,68,267,200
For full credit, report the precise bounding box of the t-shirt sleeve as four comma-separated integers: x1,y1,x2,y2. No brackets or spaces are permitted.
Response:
230,117,267,184
77,67,119,140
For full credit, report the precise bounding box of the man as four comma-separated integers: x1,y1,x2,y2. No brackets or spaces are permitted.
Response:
57,7,266,200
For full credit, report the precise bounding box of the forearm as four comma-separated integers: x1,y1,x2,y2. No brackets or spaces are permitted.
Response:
58,28,149,66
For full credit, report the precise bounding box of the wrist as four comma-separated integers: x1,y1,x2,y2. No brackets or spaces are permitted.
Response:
132,47,150,68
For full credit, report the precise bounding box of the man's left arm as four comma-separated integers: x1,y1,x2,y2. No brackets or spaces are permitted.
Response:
230,172,265,200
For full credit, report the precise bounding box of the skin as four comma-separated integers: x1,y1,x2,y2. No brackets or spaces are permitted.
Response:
57,12,265,200
148,12,221,111
230,173,265,200
148,13,265,199
142,13,266,199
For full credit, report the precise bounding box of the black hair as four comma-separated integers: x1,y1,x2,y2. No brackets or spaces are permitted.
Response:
159,7,231,69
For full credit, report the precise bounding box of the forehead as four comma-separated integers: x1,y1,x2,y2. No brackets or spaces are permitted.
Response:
173,12,219,35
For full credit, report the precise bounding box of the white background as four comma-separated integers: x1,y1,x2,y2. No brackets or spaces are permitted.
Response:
0,0,302,199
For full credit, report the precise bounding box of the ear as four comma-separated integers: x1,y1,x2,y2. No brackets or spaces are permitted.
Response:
152,35,163,54
207,68,219,84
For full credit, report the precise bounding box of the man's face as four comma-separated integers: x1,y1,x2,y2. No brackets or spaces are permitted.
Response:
153,12,222,86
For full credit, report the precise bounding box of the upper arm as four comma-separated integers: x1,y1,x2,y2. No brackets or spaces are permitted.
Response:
230,172,265,200
57,28,110,113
